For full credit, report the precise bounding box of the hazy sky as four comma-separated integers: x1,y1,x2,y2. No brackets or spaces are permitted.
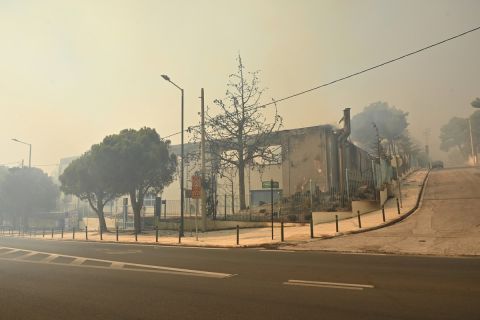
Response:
1,0,479,173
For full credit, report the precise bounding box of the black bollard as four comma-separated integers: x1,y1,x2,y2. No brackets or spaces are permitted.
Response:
335,215,339,233
73,227,75,240
116,226,119,242
42,229,45,238
100,227,103,241
281,222,284,242
155,226,159,243
396,198,401,215
51,228,54,239
85,226,88,241
61,228,64,239
135,230,138,242
357,210,362,228
382,205,386,222
310,219,314,239
236,225,239,245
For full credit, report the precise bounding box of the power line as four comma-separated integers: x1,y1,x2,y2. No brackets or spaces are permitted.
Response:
164,25,480,139
257,25,480,108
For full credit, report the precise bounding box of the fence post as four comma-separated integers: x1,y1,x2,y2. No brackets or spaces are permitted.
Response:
396,198,401,215
281,221,284,242
155,226,159,243
382,205,386,222
271,179,274,240
335,215,339,232
236,225,239,245
85,226,88,241
116,226,119,242
310,219,314,238
357,210,362,229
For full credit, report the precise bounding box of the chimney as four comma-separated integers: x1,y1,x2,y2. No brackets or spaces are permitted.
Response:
343,108,351,138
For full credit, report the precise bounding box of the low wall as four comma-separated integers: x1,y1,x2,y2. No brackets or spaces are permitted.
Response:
157,218,270,231
352,200,380,215
380,188,388,207
313,200,380,225
312,211,353,224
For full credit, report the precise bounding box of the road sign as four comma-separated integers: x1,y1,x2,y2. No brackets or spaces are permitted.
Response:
262,180,279,189
192,175,201,199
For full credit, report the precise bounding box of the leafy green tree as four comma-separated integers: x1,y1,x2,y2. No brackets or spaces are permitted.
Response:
351,101,409,153
0,167,59,227
59,144,122,231
102,127,177,233
439,116,469,157
440,110,480,160
0,166,8,223
471,98,480,109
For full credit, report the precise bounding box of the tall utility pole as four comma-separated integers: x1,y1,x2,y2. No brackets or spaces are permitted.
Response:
372,123,382,186
468,118,477,165
424,129,431,169
392,139,403,207
200,88,207,231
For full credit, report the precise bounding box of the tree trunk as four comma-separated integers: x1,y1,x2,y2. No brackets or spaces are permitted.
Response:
238,159,246,210
96,199,108,232
130,191,142,234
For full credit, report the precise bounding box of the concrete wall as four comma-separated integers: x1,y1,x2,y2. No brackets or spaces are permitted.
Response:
380,188,388,206
312,211,353,224
280,126,331,196
351,200,379,215
157,218,270,231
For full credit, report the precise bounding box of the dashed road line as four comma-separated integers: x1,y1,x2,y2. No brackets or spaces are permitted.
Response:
0,246,235,279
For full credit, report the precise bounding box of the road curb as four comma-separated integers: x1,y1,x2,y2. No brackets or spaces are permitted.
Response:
271,169,431,250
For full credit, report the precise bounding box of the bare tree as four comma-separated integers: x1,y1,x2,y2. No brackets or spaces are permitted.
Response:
203,55,282,210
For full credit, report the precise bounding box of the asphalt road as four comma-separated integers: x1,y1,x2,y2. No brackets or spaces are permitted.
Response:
288,167,480,255
0,236,479,320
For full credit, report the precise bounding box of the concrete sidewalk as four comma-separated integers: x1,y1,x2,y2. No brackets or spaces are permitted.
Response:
287,167,480,256
1,170,427,248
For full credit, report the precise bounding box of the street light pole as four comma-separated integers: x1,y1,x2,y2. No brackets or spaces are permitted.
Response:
11,138,32,168
161,75,185,237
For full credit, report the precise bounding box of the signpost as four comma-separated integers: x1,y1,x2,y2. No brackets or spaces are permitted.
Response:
264,179,279,240
122,197,128,229
262,180,279,189
191,175,201,240
192,175,201,199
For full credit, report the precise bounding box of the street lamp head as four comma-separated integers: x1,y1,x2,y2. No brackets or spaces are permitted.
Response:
161,74,171,81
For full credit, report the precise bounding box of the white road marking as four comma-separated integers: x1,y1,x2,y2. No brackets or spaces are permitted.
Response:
0,248,20,255
42,254,59,263
70,257,87,265
0,246,234,279
284,279,374,290
110,261,125,269
13,251,38,260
